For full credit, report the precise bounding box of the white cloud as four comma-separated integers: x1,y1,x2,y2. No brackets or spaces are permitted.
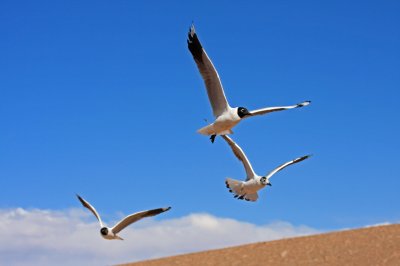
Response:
0,208,320,266
363,222,392,228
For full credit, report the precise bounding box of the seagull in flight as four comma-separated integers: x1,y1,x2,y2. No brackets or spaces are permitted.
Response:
76,194,171,240
187,25,310,143
221,135,310,202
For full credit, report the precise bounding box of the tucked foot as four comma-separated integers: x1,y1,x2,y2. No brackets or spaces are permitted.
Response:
296,100,311,108
210,134,216,143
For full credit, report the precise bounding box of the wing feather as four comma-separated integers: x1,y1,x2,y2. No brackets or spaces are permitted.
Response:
76,194,103,227
221,135,256,180
111,207,171,234
266,155,311,180
187,25,230,117
249,101,311,117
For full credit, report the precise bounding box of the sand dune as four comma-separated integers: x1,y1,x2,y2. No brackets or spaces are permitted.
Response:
119,224,400,266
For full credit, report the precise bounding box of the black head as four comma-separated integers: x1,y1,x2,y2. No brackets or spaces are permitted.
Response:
100,227,108,236
260,176,271,186
237,107,251,118
260,176,267,184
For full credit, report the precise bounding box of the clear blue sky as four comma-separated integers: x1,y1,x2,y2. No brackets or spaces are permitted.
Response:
1,0,399,230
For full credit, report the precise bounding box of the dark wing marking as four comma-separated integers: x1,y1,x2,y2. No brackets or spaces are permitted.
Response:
76,194,103,227
187,25,230,117
111,207,171,234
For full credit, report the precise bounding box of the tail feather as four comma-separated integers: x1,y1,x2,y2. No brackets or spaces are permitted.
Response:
197,124,233,136
225,178,243,195
225,178,258,201
225,178,258,202
197,124,215,135
243,193,258,202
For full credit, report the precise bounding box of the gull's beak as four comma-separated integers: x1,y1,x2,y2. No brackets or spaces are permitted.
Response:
267,183,272,186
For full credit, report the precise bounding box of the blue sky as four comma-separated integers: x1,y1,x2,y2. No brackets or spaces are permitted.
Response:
1,0,399,240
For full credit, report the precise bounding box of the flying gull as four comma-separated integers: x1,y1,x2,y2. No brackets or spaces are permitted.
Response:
76,194,171,240
187,25,310,143
221,135,310,202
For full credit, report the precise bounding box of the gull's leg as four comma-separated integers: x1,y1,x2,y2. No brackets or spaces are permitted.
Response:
210,134,216,143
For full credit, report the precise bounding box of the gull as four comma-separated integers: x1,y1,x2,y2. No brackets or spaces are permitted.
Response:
76,194,171,240
221,135,310,202
187,25,310,143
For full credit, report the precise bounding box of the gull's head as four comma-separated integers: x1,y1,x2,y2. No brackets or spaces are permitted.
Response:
237,107,251,118
260,176,271,186
100,227,109,236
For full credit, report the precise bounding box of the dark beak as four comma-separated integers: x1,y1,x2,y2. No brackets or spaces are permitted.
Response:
267,183,272,186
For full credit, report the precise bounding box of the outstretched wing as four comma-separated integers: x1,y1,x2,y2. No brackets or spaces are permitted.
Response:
249,101,310,117
266,155,311,180
187,24,230,117
76,194,103,227
222,135,256,180
111,207,171,234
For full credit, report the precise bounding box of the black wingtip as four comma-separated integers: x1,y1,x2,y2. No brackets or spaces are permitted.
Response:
76,194,87,208
187,24,203,61
164,207,172,212
296,100,311,108
296,154,312,163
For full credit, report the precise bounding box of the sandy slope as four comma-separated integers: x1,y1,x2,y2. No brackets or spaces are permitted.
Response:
119,224,400,266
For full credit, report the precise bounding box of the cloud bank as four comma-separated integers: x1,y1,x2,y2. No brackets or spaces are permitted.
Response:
0,208,320,266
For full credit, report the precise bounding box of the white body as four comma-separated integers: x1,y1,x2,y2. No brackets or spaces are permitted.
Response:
226,176,266,202
198,107,240,135
101,228,123,240
240,178,265,193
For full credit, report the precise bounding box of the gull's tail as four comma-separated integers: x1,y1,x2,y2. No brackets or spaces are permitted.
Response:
225,178,258,202
197,124,232,136
225,178,243,194
197,123,215,135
